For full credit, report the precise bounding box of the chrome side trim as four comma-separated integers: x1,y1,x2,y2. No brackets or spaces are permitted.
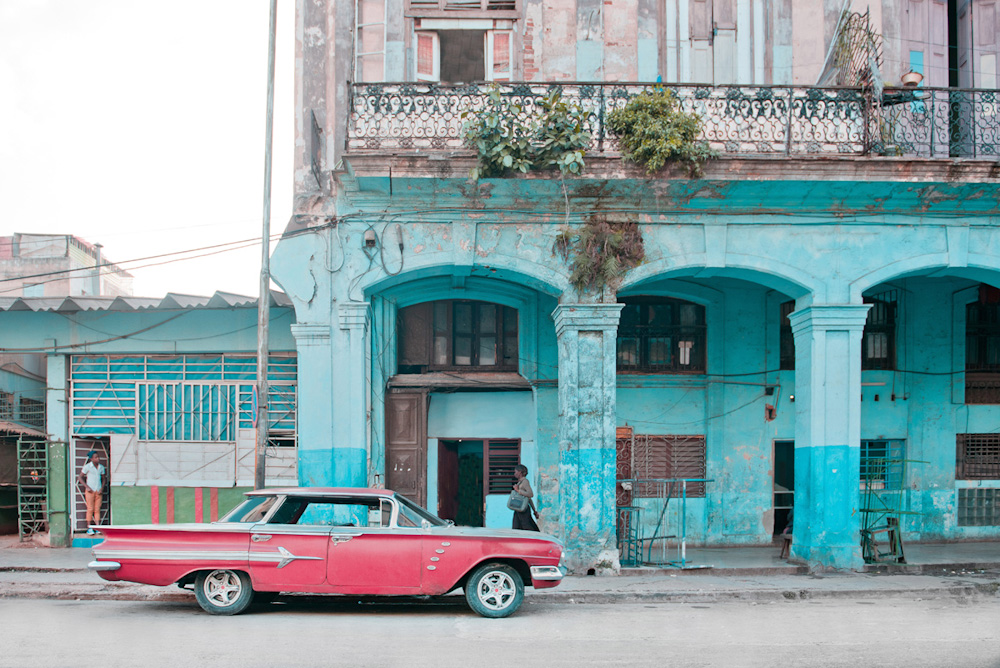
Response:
529,565,566,581
87,560,121,572
93,550,247,561
251,546,324,569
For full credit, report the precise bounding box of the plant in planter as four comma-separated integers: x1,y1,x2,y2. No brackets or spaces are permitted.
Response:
532,89,591,176
461,86,533,180
461,86,590,180
555,216,645,297
607,88,717,177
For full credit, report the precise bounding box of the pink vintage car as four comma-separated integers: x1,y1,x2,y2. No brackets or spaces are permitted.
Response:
88,487,565,618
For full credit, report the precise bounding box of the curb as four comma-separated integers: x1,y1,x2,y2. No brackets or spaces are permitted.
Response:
2,583,998,605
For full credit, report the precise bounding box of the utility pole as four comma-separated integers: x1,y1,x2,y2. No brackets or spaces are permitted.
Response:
255,0,278,490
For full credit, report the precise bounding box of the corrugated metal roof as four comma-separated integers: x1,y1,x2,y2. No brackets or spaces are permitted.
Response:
0,420,46,437
0,290,290,313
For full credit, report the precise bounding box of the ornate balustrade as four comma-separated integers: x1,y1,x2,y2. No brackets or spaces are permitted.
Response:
348,82,998,160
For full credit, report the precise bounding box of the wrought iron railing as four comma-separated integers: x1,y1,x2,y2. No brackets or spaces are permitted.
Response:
348,82,999,160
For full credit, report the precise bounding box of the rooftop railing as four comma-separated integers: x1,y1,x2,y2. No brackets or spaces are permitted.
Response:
348,82,999,160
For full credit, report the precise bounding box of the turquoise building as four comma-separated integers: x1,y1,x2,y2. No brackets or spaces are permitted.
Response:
270,0,1000,572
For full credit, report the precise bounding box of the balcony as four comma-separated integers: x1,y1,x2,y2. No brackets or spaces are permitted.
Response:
348,82,999,160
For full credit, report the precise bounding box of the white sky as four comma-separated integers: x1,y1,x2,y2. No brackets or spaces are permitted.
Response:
0,0,295,298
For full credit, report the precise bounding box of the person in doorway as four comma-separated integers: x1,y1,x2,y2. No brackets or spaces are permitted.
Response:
511,464,540,532
77,451,106,534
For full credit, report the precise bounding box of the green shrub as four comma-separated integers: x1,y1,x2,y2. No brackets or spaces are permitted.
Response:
461,86,590,180
607,88,717,176
556,217,645,295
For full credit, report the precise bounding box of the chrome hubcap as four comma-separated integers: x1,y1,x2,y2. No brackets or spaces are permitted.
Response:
204,570,242,607
476,570,516,611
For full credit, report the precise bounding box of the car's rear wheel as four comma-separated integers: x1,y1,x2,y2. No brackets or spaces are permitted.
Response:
465,562,524,618
194,569,254,615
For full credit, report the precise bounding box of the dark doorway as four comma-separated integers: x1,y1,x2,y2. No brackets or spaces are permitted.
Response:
438,439,484,527
773,440,794,535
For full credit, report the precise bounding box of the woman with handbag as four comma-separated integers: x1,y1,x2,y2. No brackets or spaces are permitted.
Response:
509,464,540,531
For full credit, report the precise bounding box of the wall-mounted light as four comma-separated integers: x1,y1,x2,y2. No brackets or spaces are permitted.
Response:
789,394,795,403
363,229,377,248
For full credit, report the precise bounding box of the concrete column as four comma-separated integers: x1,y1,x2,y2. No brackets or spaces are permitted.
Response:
290,323,335,486
553,303,623,573
334,302,371,487
788,305,871,570
45,354,70,547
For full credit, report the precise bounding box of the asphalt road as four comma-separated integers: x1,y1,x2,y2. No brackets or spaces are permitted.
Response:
3,596,999,668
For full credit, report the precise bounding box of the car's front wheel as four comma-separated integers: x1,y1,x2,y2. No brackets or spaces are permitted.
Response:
194,569,254,615
465,562,524,618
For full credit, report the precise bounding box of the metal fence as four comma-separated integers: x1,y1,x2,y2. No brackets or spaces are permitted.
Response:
348,82,999,159
0,391,45,429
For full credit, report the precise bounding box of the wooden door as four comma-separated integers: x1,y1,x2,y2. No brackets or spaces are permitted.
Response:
385,392,427,507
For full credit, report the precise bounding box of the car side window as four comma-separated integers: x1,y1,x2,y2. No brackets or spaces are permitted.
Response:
266,498,383,527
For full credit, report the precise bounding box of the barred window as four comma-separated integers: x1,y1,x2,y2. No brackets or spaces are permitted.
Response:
617,298,706,373
779,300,795,370
860,439,905,490
137,383,237,442
965,286,1000,404
629,434,707,498
957,433,1000,480
862,292,897,370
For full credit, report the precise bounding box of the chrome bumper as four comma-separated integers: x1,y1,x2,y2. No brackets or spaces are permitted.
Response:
529,565,566,581
88,560,121,572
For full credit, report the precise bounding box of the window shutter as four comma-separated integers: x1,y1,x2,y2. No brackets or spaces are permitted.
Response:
486,30,512,81
416,32,440,81
398,303,432,367
486,439,520,494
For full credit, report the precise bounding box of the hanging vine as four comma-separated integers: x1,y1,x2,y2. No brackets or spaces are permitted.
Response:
555,216,645,296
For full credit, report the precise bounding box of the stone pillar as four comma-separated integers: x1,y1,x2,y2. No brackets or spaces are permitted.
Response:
788,305,871,570
334,302,371,487
552,303,623,573
290,323,335,487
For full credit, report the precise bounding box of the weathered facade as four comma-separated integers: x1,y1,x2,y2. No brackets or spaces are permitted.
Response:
273,0,1000,572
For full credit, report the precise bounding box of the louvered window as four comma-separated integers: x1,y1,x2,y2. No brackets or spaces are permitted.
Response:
409,0,518,11
957,433,1000,480
630,435,707,498
486,439,520,494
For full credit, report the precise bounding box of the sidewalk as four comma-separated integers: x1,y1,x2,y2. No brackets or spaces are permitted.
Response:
1,535,998,605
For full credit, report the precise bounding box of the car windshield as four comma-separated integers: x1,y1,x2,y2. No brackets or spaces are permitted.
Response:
395,494,448,528
218,495,278,523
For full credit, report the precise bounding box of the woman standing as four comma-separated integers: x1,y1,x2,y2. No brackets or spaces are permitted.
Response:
511,464,541,531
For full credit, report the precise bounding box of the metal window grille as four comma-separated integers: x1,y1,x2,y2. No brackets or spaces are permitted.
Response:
860,439,905,490
630,434,707,498
69,354,296,437
862,290,898,370
137,383,237,442
956,433,1000,480
617,299,707,373
0,392,13,420
485,439,520,495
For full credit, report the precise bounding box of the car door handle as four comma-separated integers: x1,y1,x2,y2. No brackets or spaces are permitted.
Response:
330,534,355,545
251,534,272,542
